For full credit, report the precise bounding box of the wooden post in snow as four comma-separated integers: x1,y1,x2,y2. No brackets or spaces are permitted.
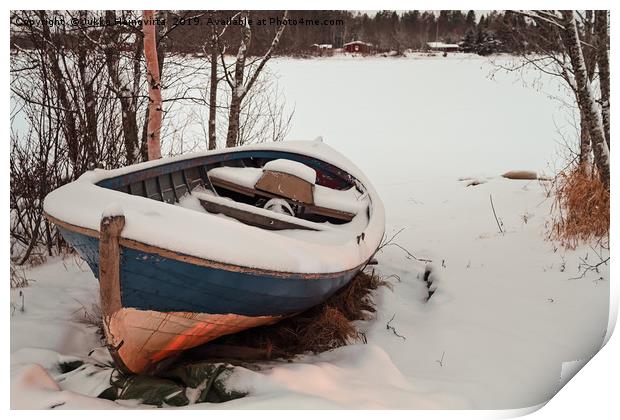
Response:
99,213,129,372
99,214,125,325
143,10,162,160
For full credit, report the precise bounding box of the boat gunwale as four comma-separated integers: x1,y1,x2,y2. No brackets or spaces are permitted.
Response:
45,212,369,280
96,149,359,192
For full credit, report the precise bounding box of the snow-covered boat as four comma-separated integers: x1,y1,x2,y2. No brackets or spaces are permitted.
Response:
43,140,385,373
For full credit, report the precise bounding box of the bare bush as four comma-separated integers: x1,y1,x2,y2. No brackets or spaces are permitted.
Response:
10,10,147,263
10,264,30,289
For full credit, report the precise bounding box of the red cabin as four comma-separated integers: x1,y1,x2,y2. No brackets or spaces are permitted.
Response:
343,41,373,54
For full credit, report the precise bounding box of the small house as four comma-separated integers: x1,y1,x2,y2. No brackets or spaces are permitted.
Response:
311,44,334,56
343,41,373,54
426,42,460,53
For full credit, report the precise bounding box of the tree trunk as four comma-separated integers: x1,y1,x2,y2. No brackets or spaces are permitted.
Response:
38,11,81,173
143,10,162,160
225,11,289,148
579,108,592,167
226,11,251,148
562,11,610,189
104,10,140,164
594,10,610,149
77,11,98,169
208,25,218,150
583,11,596,80
226,96,243,148
139,107,150,161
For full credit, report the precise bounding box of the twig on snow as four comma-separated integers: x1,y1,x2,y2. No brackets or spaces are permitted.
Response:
382,243,433,263
377,227,407,251
386,314,406,341
435,351,446,367
489,194,504,234
377,227,433,263
569,256,610,280
381,274,401,283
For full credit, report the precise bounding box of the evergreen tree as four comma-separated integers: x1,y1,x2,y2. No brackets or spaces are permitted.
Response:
465,10,476,28
461,29,477,53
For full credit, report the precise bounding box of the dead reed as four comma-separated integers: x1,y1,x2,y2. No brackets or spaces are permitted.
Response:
549,164,609,249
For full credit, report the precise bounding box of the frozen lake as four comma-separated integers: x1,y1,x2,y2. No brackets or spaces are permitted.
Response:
271,55,571,180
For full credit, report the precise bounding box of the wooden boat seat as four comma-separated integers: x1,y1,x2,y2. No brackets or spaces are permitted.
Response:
122,163,360,225
192,190,322,231
255,170,314,205
208,173,356,223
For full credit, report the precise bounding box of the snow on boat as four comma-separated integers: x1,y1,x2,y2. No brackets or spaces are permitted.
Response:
43,140,385,373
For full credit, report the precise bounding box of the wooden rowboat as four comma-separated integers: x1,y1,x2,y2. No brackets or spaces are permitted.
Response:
43,140,385,373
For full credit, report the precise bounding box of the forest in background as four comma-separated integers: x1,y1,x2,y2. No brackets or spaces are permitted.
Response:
12,10,547,56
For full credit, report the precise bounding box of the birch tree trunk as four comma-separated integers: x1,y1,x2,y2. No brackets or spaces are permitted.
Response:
577,11,595,167
594,10,610,149
208,19,218,150
226,11,251,148
140,15,166,161
143,10,162,160
225,11,289,148
561,11,610,189
583,11,596,79
579,108,592,167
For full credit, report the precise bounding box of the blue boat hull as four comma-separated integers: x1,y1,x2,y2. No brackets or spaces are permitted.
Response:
59,227,359,318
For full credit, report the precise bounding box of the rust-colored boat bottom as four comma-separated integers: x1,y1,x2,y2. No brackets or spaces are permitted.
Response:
105,308,281,373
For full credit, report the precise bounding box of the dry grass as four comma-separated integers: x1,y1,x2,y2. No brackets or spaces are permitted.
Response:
193,270,391,360
549,165,609,249
73,301,105,341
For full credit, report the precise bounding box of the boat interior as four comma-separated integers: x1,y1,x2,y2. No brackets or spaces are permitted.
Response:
108,156,370,232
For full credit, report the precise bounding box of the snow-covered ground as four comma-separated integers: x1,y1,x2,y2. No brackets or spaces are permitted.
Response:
10,54,610,410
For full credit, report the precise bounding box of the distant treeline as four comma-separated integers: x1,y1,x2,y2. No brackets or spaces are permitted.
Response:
164,10,537,55
10,10,550,56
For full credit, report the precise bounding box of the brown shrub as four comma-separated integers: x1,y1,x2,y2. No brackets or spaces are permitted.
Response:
550,165,609,249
